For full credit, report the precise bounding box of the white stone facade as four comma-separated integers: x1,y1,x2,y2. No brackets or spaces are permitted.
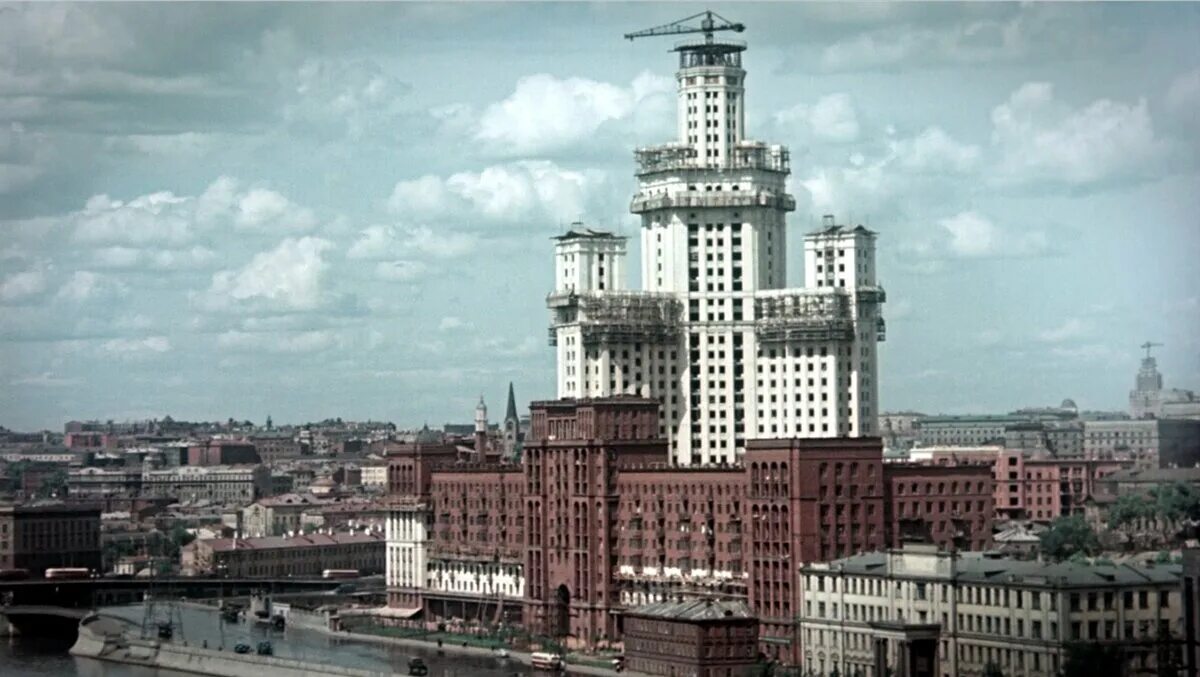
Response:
426,559,525,600
550,42,884,465
800,546,1184,677
385,505,429,592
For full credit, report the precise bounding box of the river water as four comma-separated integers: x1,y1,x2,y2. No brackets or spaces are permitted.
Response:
0,604,532,676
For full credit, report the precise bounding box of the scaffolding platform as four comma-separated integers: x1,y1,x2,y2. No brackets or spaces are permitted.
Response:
547,292,683,346
754,292,855,343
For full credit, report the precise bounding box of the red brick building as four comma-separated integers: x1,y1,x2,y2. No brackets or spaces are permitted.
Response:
186,439,260,466
884,464,994,551
739,437,889,661
623,598,758,677
385,397,994,664
522,398,664,645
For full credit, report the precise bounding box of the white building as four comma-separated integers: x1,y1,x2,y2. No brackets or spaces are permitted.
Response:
360,464,388,489
799,544,1184,677
1129,347,1200,420
549,37,884,466
385,498,430,610
141,464,269,504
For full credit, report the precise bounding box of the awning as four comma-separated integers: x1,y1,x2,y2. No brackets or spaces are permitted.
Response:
340,606,421,619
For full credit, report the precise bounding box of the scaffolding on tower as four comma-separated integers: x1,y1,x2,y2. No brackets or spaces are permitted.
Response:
754,292,855,343
547,291,683,347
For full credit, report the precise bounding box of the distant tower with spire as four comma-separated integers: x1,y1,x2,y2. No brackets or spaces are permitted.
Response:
1131,341,1166,418
502,382,521,461
474,395,489,456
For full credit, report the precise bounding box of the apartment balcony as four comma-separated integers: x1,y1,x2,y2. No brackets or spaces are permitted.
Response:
857,286,887,304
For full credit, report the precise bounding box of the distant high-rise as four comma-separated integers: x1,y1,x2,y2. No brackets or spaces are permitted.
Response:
1130,343,1200,420
549,35,885,465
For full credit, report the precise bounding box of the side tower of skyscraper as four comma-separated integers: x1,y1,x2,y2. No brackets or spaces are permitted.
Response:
549,18,885,465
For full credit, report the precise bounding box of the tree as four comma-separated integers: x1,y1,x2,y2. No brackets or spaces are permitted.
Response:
1040,515,1100,561
1108,493,1151,529
38,469,68,498
983,662,1005,677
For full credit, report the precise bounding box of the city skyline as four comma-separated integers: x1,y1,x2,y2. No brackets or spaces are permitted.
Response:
1,3,1198,431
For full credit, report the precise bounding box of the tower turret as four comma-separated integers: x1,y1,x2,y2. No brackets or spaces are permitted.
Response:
474,395,488,456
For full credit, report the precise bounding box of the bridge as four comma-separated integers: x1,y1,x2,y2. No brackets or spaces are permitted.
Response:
0,605,89,637
0,577,363,639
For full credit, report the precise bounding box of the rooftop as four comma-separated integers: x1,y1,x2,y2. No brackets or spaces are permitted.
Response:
1100,467,1200,483
200,531,384,553
625,597,754,622
806,549,1182,588
553,226,623,242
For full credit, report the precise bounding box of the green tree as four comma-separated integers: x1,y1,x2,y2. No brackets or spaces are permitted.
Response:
983,662,1004,677
1040,515,1100,561
1108,493,1151,528
38,468,68,498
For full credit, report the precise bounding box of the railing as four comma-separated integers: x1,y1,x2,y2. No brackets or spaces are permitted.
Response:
630,191,795,213
633,145,791,176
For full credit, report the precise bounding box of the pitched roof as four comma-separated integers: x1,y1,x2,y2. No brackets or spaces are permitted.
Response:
505,382,518,423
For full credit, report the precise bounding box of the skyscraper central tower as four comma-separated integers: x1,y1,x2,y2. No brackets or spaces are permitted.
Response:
549,20,886,465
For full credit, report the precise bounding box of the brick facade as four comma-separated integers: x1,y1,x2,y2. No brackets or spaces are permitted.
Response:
386,397,994,663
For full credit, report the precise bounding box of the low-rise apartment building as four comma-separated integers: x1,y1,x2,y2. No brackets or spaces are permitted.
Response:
0,501,102,574
1083,419,1200,468
68,466,143,498
182,530,384,577
622,598,759,677
142,464,269,504
800,544,1184,677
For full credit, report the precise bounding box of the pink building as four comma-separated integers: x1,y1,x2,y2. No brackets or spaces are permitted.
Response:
921,448,1130,521
64,432,114,450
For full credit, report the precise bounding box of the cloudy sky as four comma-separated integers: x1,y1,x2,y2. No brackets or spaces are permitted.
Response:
1,3,1198,431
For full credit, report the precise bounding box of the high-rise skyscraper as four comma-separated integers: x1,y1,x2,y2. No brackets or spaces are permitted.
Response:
549,31,885,465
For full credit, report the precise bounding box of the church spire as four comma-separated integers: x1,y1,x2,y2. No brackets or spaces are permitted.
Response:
505,382,518,423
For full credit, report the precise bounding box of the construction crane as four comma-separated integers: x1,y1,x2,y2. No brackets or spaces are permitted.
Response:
1141,341,1163,359
624,10,745,45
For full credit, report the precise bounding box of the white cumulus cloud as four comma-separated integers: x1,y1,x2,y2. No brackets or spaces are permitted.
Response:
55,270,127,303
102,336,171,354
216,329,338,353
374,260,427,282
474,71,672,155
348,225,477,261
940,212,997,258
0,263,50,303
199,236,333,312
775,93,861,143
991,82,1164,186
388,161,606,227
1037,318,1090,343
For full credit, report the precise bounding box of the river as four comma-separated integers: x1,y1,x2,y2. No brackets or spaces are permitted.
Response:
0,604,533,676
